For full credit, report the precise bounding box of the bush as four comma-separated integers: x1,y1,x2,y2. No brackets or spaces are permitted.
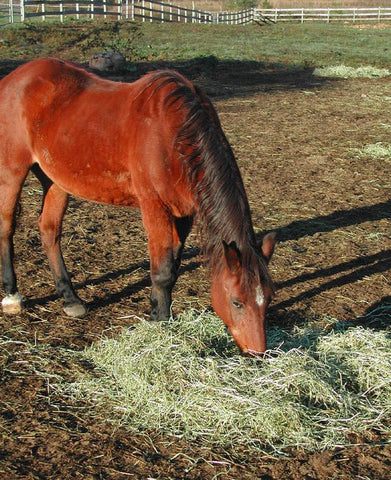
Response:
225,0,258,11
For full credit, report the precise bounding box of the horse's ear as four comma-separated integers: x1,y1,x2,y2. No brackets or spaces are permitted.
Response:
261,232,277,263
222,240,242,275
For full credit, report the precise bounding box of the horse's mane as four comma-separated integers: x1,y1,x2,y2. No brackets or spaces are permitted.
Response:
145,70,273,289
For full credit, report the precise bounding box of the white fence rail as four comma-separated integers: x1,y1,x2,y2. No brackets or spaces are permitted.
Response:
0,0,20,23
16,0,255,23
256,7,391,23
2,1,391,25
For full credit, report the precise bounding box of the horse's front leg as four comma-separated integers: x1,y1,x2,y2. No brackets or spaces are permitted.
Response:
141,205,177,321
149,251,177,321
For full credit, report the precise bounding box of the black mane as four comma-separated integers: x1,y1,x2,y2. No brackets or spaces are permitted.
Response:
147,70,273,289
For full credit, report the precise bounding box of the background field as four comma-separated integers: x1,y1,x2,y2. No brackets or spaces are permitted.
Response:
0,21,390,479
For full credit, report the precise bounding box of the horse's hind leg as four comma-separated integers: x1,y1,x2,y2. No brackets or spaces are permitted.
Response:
37,172,87,317
0,176,27,314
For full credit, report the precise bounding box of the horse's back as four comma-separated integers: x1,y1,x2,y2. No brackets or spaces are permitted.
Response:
0,59,197,215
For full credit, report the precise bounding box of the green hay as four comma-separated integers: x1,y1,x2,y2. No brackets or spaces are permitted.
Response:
64,310,391,453
313,65,391,79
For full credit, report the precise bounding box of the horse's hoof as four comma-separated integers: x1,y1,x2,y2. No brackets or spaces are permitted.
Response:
2,292,24,314
63,303,88,318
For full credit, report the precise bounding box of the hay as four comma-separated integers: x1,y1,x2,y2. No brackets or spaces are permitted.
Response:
64,309,391,453
313,65,391,79
356,142,391,161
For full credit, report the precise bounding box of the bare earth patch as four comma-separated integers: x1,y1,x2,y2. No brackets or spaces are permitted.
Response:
0,61,390,479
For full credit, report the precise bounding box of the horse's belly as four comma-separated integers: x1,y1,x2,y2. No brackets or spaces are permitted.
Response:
35,150,139,207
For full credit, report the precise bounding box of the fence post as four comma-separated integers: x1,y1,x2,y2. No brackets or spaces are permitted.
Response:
9,0,13,22
20,0,24,21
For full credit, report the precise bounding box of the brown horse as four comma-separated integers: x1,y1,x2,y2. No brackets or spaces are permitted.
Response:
0,58,276,354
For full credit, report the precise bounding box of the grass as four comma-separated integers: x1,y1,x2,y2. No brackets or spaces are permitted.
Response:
59,309,391,455
1,22,391,69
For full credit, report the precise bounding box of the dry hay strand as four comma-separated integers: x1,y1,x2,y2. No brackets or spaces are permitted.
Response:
313,65,391,79
61,308,391,454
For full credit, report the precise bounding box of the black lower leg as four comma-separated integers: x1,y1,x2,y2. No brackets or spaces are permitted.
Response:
51,263,87,317
1,242,17,296
150,254,177,321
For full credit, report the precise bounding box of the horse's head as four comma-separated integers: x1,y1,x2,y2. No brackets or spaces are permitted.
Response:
210,233,276,355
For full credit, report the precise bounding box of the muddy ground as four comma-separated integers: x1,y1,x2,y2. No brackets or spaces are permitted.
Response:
0,60,390,479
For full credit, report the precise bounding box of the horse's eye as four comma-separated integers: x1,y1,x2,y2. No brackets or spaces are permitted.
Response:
232,300,243,309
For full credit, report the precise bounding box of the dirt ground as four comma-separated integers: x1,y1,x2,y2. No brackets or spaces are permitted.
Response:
0,60,390,479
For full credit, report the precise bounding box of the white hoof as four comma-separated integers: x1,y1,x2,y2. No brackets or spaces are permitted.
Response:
2,292,24,314
63,303,88,318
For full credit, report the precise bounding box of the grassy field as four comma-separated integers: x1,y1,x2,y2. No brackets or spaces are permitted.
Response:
1,21,391,69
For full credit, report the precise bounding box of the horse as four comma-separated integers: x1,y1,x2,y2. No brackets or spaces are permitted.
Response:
0,58,276,355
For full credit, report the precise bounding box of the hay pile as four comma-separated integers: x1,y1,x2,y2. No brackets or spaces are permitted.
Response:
66,309,391,453
313,65,391,78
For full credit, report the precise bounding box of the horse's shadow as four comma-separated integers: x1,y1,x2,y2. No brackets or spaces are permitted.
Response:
270,249,391,314
271,200,391,243
267,295,391,352
29,199,390,319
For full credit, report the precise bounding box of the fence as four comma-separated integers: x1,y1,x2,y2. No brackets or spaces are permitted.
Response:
17,0,255,24
256,7,391,23
129,2,254,24
0,0,20,23
2,1,391,25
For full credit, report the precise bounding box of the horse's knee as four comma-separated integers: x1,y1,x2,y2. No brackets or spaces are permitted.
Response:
151,262,177,289
2,292,24,314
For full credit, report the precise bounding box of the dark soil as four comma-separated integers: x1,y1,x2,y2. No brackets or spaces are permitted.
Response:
0,59,390,479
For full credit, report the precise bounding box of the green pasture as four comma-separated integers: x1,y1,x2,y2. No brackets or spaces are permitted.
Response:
1,21,391,69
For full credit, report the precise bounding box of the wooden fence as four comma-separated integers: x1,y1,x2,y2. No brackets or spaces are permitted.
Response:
18,0,255,24
256,7,391,23
2,1,391,26
0,0,20,23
